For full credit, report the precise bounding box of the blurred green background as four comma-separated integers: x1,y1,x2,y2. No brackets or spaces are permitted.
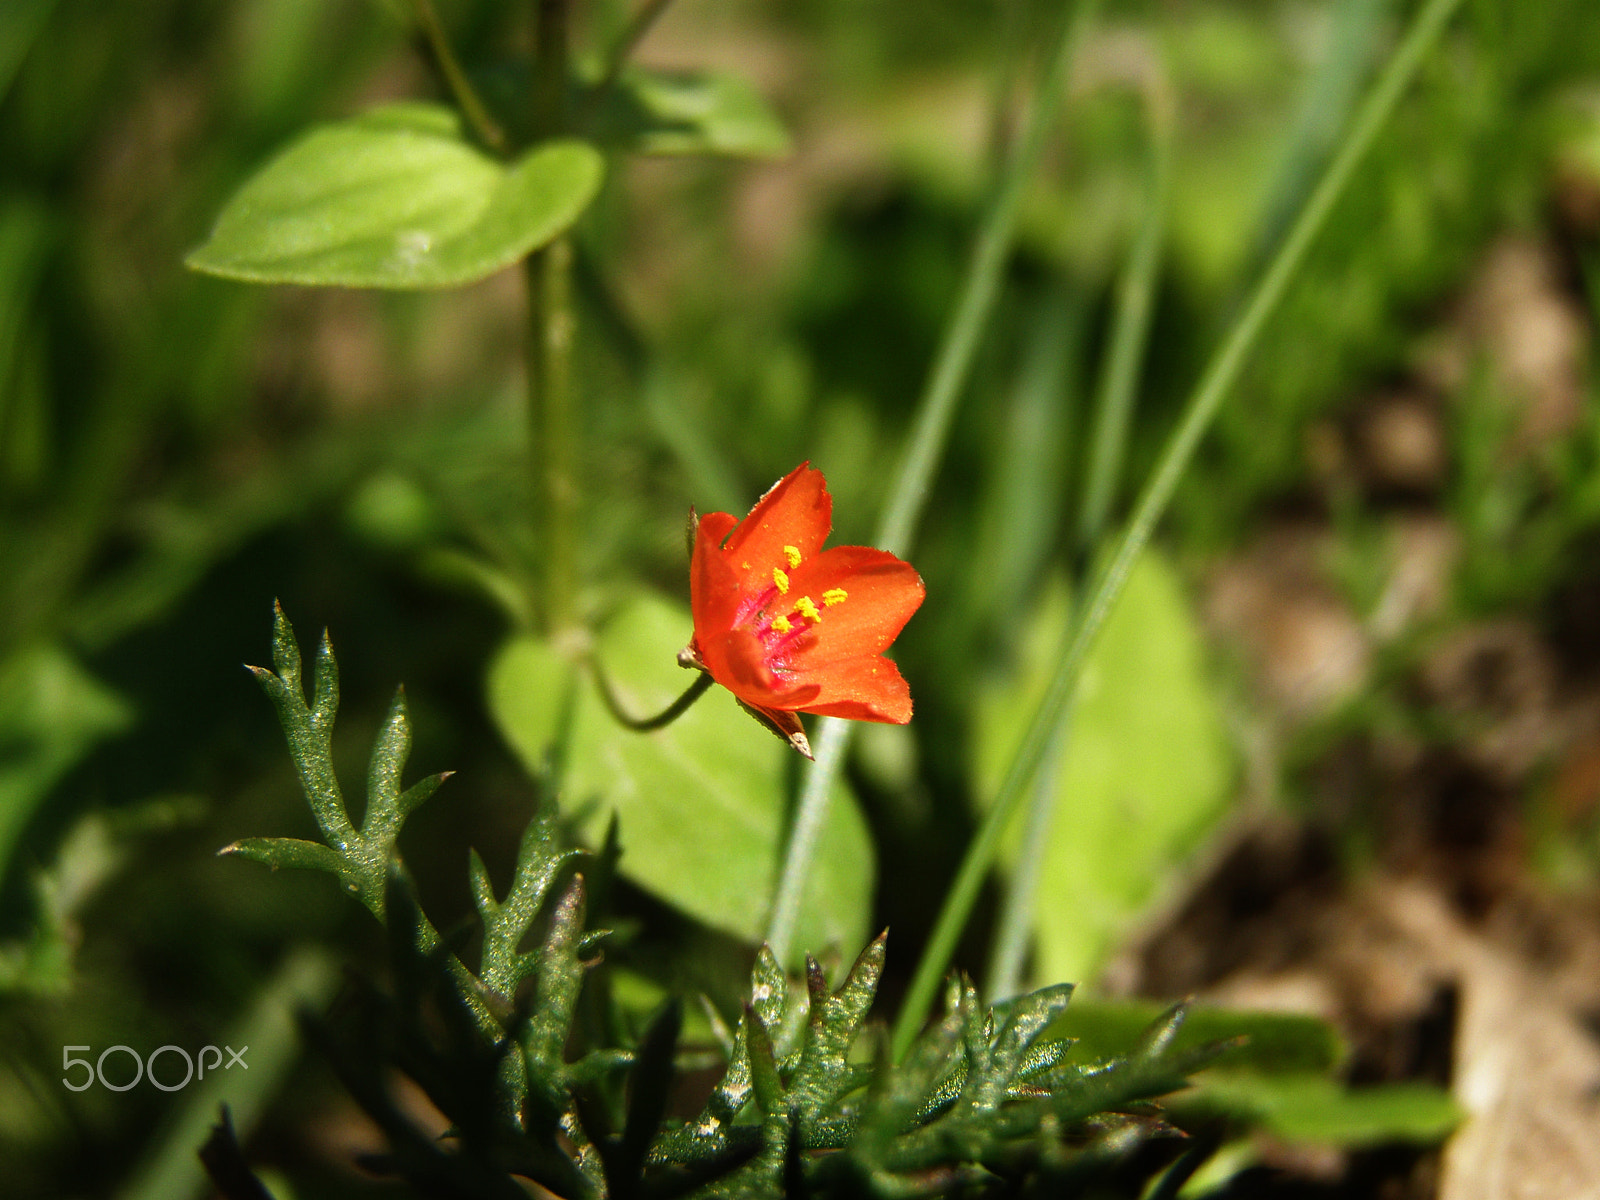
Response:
3,0,1599,1195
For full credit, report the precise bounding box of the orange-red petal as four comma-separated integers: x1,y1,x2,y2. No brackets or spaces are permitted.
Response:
785,547,924,663
720,462,832,575
697,624,820,711
690,510,741,635
788,654,913,723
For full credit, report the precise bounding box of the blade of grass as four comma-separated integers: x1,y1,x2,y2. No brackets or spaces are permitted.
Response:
1074,93,1173,558
983,696,1074,1001
893,0,1468,1060
763,0,1102,966
1246,0,1393,279
986,75,1173,1004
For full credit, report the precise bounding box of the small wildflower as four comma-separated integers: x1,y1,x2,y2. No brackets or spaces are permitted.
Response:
682,463,924,755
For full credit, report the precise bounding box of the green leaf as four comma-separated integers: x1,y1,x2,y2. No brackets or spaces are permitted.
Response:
219,835,347,879
750,945,788,1033
486,592,873,957
1050,999,1344,1076
788,935,886,1118
1194,1073,1462,1146
473,797,584,998
973,553,1233,985
583,69,790,159
187,102,603,289
745,1011,786,1117
241,607,452,928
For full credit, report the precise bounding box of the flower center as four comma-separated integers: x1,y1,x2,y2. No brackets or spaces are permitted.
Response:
732,545,852,673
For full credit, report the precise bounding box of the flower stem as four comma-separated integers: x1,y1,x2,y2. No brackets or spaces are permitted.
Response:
892,0,1468,1062
593,665,713,731
413,0,507,153
763,0,1097,968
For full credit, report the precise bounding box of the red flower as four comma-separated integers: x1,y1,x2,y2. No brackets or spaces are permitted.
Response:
682,463,925,757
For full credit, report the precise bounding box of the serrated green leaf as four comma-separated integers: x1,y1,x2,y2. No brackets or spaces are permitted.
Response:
973,554,1233,986
364,686,412,836
219,836,346,878
477,799,585,997
751,946,787,1032
788,935,886,1117
252,611,355,859
486,592,873,957
745,1011,786,1117
983,983,1074,1103
583,69,790,158
187,102,603,288
524,874,589,1092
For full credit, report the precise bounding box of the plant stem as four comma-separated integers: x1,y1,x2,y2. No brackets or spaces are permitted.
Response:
597,0,676,96
526,0,576,634
533,0,569,137
763,0,1098,968
892,0,1467,1061
593,666,713,730
413,0,507,153
986,78,1172,1004
526,240,577,635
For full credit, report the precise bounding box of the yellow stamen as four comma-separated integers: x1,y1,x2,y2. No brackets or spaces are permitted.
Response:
795,596,821,624
771,614,792,634
823,588,848,607
783,545,802,569
773,567,790,595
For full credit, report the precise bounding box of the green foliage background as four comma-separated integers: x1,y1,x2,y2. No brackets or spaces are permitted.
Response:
1,0,1597,1195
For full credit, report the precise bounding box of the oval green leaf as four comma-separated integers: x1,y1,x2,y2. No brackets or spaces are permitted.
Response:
974,553,1234,986
487,592,872,960
186,103,603,289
